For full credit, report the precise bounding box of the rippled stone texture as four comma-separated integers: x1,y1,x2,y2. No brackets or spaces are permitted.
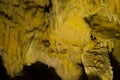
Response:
0,0,120,80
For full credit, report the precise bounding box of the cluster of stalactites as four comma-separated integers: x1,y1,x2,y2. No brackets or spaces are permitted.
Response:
93,36,120,53
79,0,120,23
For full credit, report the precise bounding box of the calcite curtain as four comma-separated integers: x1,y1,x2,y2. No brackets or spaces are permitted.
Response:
0,0,120,80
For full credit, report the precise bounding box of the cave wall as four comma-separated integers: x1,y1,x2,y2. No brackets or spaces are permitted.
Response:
0,0,120,80
0,0,50,76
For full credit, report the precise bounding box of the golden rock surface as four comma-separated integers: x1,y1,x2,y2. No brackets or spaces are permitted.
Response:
0,0,120,80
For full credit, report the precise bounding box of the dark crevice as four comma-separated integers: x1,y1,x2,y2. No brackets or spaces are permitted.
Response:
0,55,61,80
92,23,100,26
90,34,96,40
11,62,62,80
23,0,52,13
43,0,52,13
42,40,50,47
0,56,10,80
25,27,39,33
84,14,97,25
78,63,88,80
24,5,44,11
87,75,102,80
0,11,13,20
109,51,120,80
84,17,91,25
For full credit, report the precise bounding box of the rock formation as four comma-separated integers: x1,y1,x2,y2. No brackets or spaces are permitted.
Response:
0,0,120,80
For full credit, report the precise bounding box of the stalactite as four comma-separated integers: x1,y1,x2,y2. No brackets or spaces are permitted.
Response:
103,40,108,48
107,40,114,53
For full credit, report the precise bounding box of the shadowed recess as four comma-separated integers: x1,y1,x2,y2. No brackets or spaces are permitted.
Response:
11,62,62,80
109,52,120,80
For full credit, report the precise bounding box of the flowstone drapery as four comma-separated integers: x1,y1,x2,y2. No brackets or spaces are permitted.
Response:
0,0,120,80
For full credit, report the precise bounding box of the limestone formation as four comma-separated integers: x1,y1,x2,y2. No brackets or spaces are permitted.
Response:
0,0,120,80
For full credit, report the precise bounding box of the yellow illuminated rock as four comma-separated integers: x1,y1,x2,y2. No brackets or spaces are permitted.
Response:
0,0,120,80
